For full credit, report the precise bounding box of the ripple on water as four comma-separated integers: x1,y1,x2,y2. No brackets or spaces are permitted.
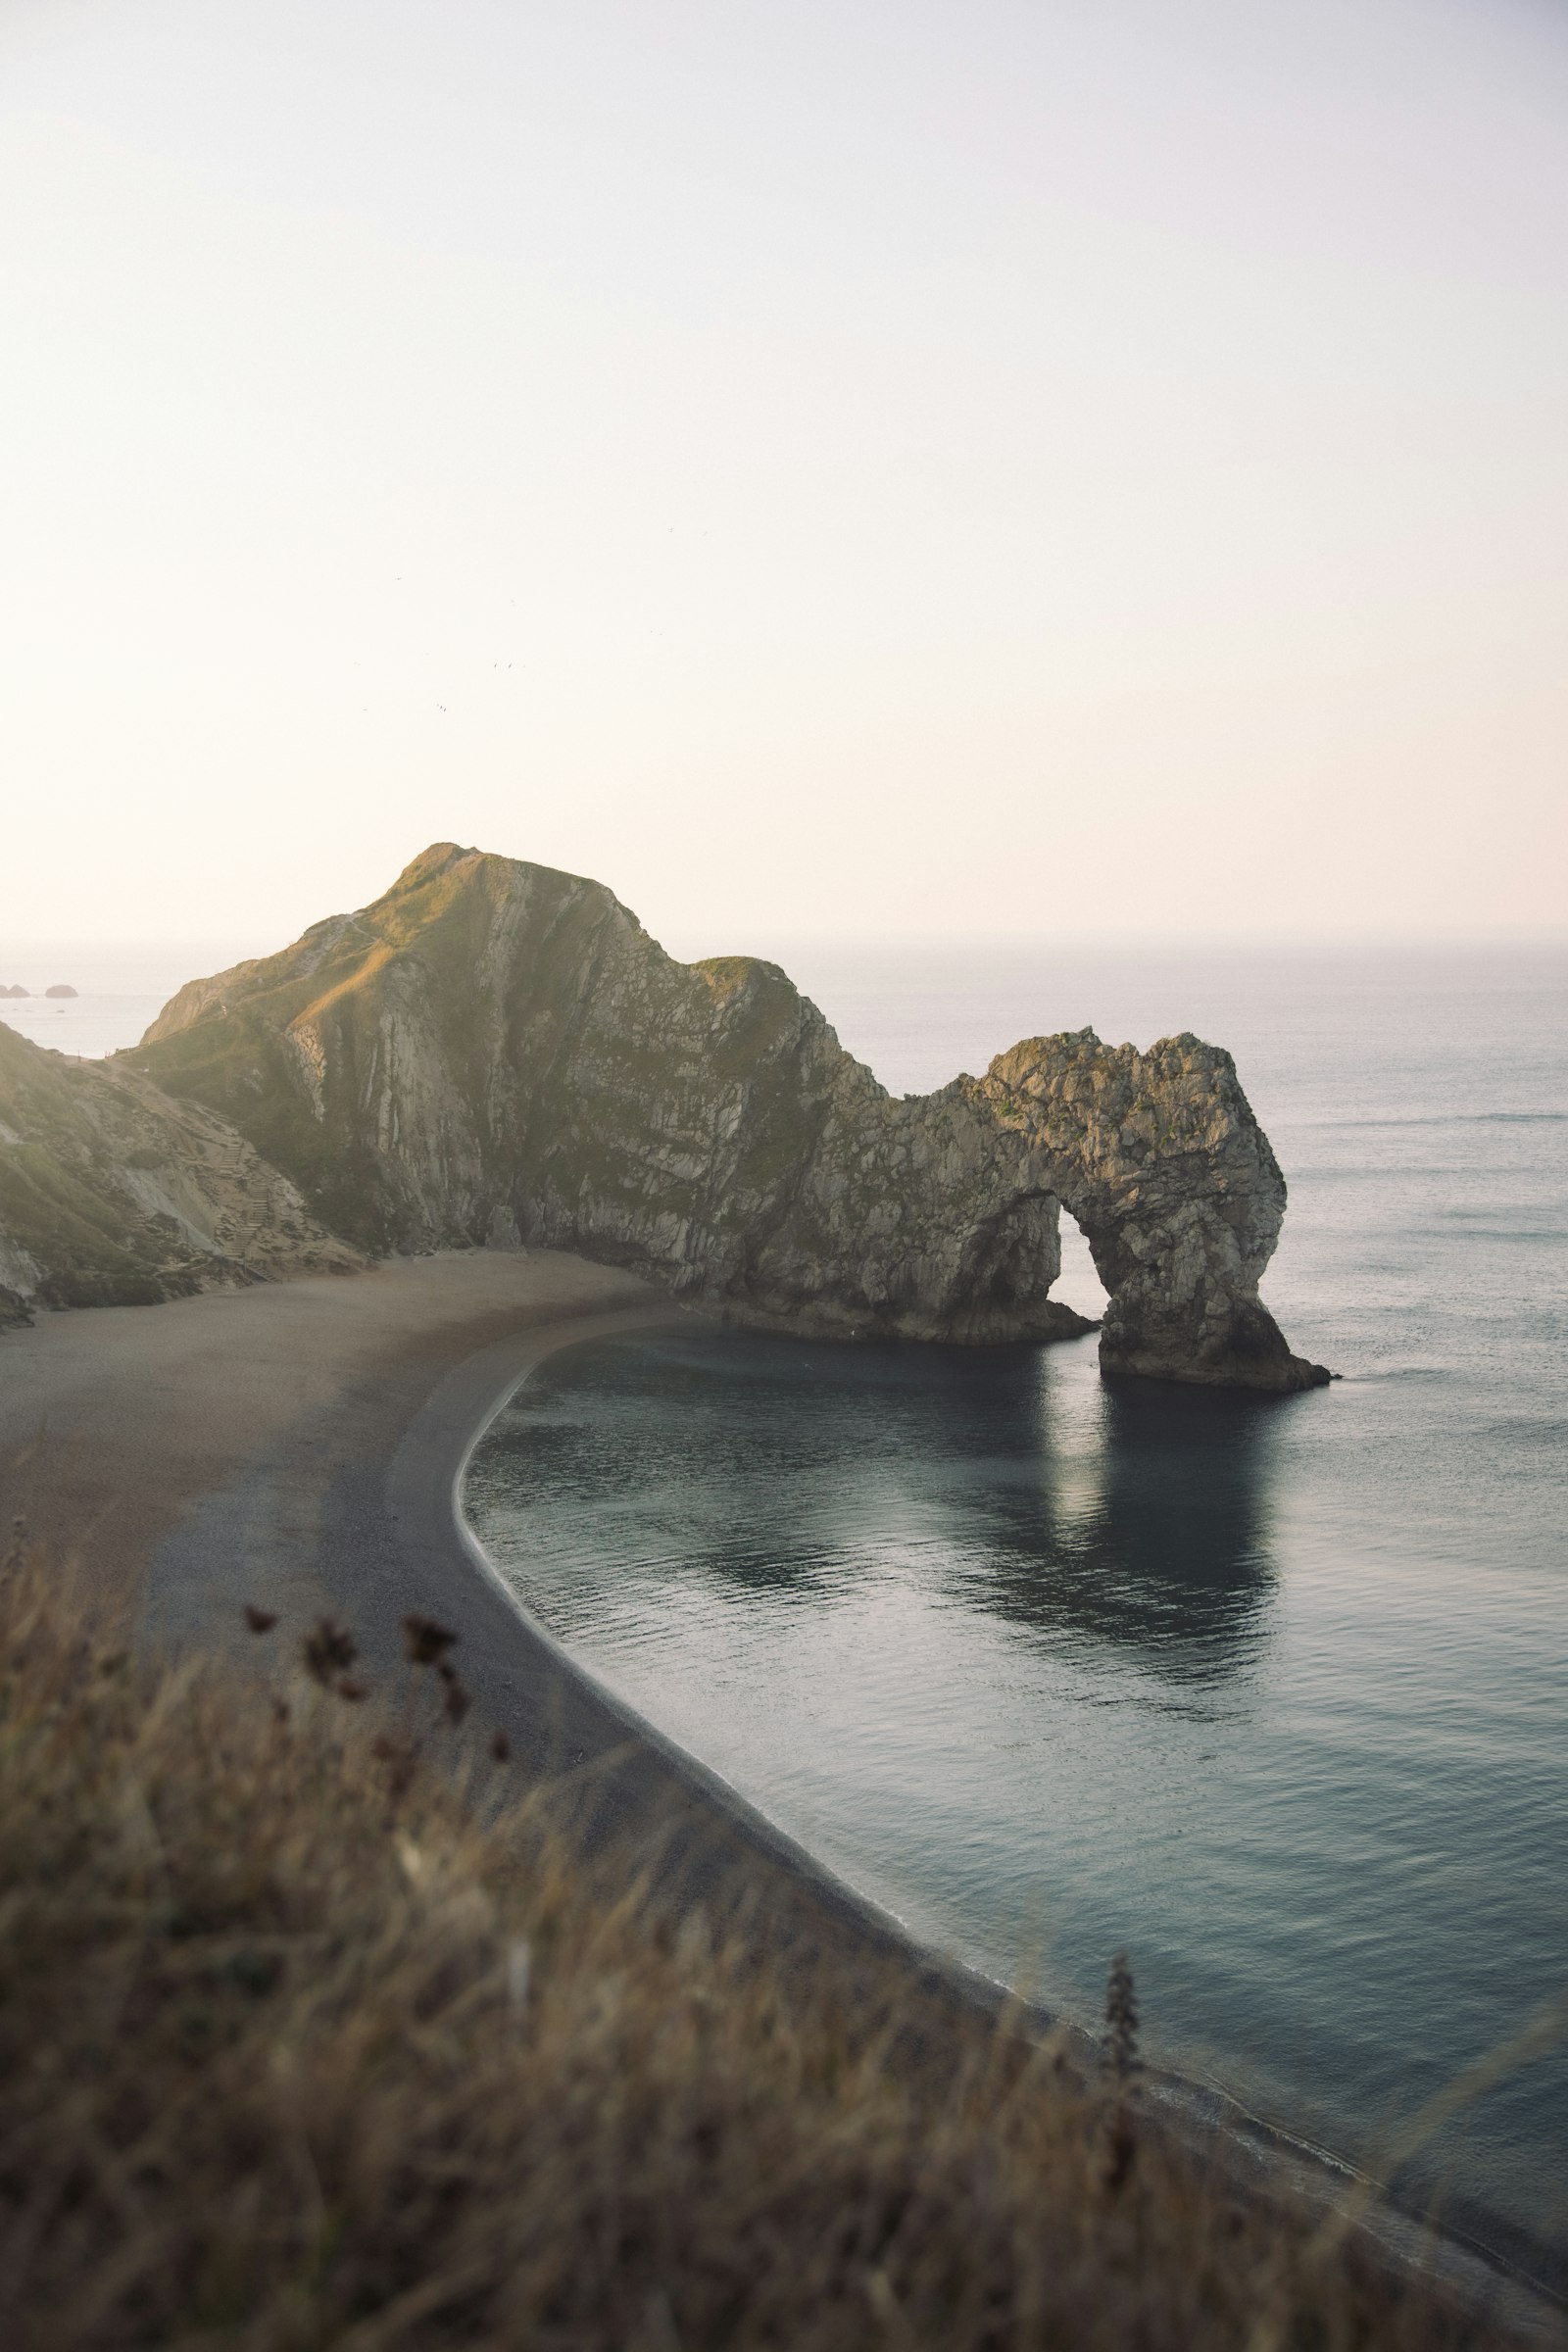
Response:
466,947,1568,2271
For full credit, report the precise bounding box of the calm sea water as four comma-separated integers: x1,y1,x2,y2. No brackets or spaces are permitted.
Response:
466,943,1568,2274
0,942,263,1062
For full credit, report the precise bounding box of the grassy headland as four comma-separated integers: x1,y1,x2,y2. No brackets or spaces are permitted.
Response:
0,1531,1544,2350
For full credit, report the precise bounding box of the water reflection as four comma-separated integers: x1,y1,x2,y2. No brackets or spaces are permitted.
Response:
480,1329,1285,1685
459,954,1568,2267
951,1378,1284,1682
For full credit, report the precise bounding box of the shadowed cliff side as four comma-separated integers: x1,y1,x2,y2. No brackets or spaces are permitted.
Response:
136,847,1080,1346
133,843,1325,1386
0,1020,363,1316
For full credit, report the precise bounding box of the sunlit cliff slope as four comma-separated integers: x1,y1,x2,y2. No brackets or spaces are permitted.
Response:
131,844,1324,1386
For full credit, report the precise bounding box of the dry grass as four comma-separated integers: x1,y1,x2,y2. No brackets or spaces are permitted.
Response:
0,1531,1546,2350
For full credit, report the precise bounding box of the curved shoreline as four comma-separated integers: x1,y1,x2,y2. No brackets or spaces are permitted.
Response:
2,1253,1557,2334
386,1301,1032,2013
450,1319,1564,2334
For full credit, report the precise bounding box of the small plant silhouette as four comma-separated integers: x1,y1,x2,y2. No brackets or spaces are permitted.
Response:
1102,1950,1140,2091
238,1603,500,1796
301,1617,357,1688
1100,1950,1141,2197
402,1612,458,1666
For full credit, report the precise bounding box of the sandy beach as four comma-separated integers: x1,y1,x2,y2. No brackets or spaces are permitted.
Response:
0,1248,1553,2331
0,1250,651,1608
0,1248,964,1976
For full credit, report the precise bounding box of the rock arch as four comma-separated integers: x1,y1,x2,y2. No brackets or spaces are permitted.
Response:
131,845,1329,1392
974,1029,1329,1391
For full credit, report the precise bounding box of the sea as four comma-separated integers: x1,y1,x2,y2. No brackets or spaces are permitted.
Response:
464,942,1568,2282
9,938,1566,2277
0,943,263,1061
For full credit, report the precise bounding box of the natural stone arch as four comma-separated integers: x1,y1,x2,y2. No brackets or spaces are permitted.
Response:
973,1029,1328,1392
132,845,1328,1392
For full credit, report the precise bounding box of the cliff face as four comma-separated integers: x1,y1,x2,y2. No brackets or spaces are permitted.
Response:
138,849,1081,1345
0,1020,362,1318
134,845,1326,1388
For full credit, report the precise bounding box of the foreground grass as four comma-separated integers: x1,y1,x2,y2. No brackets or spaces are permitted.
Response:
0,1541,1542,2350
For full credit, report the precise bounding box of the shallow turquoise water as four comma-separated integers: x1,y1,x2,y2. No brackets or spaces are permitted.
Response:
465,944,1568,2270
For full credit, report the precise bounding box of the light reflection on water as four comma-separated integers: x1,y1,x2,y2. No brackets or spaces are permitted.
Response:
466,1323,1565,2265
466,945,1568,2274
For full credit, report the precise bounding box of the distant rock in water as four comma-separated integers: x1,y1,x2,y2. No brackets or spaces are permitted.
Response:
44,984,77,999
0,1020,363,1312
136,844,1328,1389
0,985,27,999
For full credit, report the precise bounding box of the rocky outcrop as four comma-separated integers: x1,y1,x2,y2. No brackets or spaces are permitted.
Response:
137,850,1085,1345
134,845,1325,1387
0,1020,364,1313
976,1033,1326,1391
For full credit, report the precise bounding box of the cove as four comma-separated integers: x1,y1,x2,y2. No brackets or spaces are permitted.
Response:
466,1315,1568,2282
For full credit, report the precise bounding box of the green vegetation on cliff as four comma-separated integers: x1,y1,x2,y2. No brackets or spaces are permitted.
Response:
0,1021,360,1313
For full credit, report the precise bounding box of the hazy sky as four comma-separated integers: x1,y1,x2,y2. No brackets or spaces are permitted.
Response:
3,0,1565,950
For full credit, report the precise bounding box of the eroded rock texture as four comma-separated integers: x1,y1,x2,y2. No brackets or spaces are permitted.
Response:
976,1033,1327,1391
138,849,1083,1345
0,1020,363,1314
132,844,1325,1387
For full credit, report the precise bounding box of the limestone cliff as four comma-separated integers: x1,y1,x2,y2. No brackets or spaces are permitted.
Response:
134,845,1325,1387
0,1020,363,1316
137,850,1081,1345
975,1032,1322,1389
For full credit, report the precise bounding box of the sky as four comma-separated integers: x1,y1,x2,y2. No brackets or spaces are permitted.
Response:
2,0,1565,953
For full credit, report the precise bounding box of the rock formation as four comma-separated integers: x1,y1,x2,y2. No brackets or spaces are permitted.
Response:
0,1020,362,1316
133,844,1326,1388
44,984,77,1000
977,1033,1322,1388
136,850,1083,1346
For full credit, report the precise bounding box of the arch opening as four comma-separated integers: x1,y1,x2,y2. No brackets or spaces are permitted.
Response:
1054,1202,1109,1325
